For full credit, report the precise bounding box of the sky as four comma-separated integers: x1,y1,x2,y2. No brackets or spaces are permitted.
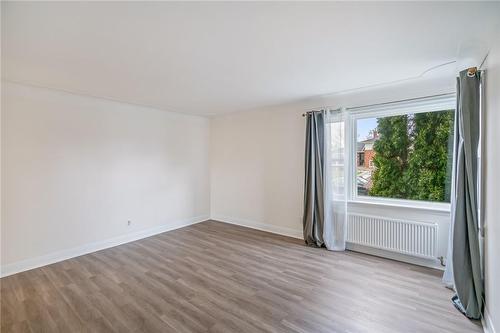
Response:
357,117,378,141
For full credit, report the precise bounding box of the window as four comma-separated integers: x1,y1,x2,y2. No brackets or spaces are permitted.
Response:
355,110,454,203
328,95,456,208
357,152,365,166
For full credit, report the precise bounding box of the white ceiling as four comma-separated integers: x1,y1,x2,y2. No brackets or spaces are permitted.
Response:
2,2,499,116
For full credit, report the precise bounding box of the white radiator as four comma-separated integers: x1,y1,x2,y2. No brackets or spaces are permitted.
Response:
347,214,438,259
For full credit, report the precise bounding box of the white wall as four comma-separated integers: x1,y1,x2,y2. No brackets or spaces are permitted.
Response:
210,102,305,237
484,39,500,333
1,82,210,274
210,75,456,268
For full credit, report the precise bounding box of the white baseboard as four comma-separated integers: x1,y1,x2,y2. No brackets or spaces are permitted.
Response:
211,215,303,239
211,215,443,270
0,215,209,278
345,243,444,270
2,213,446,278
483,307,497,333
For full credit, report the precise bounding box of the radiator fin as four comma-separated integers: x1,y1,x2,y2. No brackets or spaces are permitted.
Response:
347,214,438,259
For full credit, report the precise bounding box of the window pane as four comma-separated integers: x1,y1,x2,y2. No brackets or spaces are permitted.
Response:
356,110,454,202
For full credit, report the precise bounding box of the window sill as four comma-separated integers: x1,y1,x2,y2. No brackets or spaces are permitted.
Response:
346,198,451,213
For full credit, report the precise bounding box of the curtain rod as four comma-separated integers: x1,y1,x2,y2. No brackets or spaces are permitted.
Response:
301,92,455,117
302,108,341,117
345,92,455,112
302,65,480,118
301,110,321,117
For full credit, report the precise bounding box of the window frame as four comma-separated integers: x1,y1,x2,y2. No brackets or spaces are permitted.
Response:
327,94,455,212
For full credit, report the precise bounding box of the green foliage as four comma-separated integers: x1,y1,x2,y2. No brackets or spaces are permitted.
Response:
369,110,454,202
370,115,410,199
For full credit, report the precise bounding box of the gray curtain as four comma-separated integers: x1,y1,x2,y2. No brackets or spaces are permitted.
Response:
448,69,484,319
303,111,326,247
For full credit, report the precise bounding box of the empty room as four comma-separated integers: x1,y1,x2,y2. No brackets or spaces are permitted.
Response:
1,1,500,333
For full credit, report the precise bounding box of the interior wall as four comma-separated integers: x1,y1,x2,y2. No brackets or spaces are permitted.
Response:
210,102,305,237
1,82,210,273
484,38,500,332
210,74,456,267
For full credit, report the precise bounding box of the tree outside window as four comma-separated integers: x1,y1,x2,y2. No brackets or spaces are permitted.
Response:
356,109,454,203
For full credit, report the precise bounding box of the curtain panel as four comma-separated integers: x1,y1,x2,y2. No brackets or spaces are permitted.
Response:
303,110,347,251
443,69,484,320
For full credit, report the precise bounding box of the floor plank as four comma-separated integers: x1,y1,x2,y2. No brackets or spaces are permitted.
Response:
1,220,482,333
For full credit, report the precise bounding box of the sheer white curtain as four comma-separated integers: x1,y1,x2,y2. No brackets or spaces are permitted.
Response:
323,109,348,251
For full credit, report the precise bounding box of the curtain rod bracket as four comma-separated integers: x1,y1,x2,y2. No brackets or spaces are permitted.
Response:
467,67,477,77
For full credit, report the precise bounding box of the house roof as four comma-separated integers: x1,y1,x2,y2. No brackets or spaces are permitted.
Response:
357,137,378,152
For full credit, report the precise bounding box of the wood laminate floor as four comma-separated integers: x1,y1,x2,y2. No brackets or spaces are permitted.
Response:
1,220,482,333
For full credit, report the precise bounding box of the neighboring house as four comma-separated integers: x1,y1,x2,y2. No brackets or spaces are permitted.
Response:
356,132,379,195
357,132,379,169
